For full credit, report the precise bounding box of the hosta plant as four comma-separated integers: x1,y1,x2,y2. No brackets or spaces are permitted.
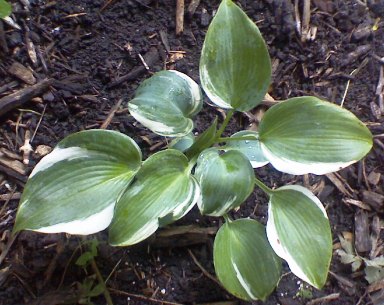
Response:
14,0,373,301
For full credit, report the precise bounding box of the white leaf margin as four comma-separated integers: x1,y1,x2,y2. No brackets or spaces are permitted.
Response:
266,185,328,286
260,143,356,175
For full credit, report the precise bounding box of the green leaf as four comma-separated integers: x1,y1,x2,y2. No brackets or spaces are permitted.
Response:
169,133,195,152
0,0,11,18
266,185,332,289
259,96,373,175
109,149,200,246
76,239,99,267
225,130,269,168
194,148,254,216
184,118,218,159
214,219,281,301
128,70,202,137
14,130,142,235
199,0,271,111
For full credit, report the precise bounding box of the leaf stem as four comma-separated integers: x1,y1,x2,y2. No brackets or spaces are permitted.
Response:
215,109,235,140
223,213,232,223
254,177,273,195
90,258,114,305
187,155,198,173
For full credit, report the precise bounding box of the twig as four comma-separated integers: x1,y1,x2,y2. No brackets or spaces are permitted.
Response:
0,79,52,117
301,0,311,42
31,104,47,143
188,249,222,287
340,56,369,107
100,99,123,129
90,258,114,305
176,0,184,35
306,293,340,305
100,0,115,12
108,48,159,88
0,186,16,216
0,233,19,267
109,288,184,305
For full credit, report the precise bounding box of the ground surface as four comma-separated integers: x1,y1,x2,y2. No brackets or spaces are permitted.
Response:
0,0,384,304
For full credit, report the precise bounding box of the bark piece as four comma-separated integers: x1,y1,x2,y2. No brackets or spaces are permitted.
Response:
354,210,371,253
0,154,27,182
176,0,184,35
8,62,36,85
363,190,384,212
187,0,201,17
0,79,52,116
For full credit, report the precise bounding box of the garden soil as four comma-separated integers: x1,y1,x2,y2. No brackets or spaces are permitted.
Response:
0,0,384,304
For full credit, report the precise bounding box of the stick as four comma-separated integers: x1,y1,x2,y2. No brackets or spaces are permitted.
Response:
107,48,159,88
0,79,52,117
187,0,201,17
100,99,123,129
176,0,184,35
301,0,311,42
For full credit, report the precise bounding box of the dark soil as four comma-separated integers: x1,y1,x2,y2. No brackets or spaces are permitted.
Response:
0,0,384,304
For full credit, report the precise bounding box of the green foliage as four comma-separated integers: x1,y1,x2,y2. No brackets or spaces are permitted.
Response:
14,0,373,302
76,239,99,267
0,0,11,18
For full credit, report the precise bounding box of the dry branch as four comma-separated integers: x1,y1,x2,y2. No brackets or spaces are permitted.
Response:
0,79,52,117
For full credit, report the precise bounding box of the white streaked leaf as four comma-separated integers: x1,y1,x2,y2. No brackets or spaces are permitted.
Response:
128,70,203,137
14,130,142,235
109,149,200,246
199,0,271,111
194,148,254,216
225,130,269,168
259,96,373,175
169,133,195,152
214,219,281,301
266,185,332,288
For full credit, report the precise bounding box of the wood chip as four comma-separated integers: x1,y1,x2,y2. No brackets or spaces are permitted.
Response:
326,173,353,197
25,31,38,66
176,0,184,35
8,62,36,85
367,171,381,186
0,153,27,182
159,30,170,53
370,290,384,305
187,0,201,17
362,190,384,212
0,79,52,116
354,210,371,253
34,145,52,158
342,198,371,211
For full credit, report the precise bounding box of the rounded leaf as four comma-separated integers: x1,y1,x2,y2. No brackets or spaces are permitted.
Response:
128,70,202,137
199,0,271,111
109,149,200,246
14,130,142,235
169,133,195,152
225,130,269,168
214,219,282,301
259,96,373,175
266,185,332,288
194,148,254,216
